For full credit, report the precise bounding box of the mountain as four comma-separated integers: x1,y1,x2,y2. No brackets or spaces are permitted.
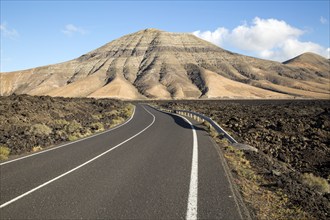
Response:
1,28,329,99
283,52,329,73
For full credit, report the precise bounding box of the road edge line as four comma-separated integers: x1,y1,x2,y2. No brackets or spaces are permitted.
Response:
0,105,136,166
183,116,199,220
148,105,199,219
0,105,154,209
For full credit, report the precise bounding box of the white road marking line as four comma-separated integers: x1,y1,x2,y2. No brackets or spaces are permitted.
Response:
180,116,198,220
149,106,199,219
0,106,136,166
0,106,155,209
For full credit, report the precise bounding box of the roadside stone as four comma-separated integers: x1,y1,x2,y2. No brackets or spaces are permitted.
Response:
158,99,330,220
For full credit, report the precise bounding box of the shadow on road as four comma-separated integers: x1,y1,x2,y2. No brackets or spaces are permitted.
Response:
162,112,205,131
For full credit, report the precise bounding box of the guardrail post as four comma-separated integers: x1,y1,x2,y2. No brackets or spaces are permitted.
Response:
150,105,257,152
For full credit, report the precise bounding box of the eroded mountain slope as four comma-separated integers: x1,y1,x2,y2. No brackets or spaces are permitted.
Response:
1,28,329,99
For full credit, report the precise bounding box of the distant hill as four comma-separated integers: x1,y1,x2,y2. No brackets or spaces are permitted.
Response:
283,52,330,74
1,28,329,99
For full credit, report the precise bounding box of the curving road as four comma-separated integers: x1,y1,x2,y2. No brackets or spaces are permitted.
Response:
0,104,244,219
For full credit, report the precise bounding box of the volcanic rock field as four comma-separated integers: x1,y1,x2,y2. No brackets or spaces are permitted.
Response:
155,99,330,219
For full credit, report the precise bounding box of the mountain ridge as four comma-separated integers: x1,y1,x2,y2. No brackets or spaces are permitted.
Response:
1,29,329,99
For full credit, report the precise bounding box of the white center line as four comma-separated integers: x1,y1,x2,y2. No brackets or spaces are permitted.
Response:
0,106,155,209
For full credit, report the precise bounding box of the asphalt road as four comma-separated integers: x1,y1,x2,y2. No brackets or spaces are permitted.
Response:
0,104,243,219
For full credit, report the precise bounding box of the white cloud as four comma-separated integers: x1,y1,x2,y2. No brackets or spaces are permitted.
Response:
281,39,329,59
62,24,86,36
230,17,303,51
193,17,329,61
0,22,19,39
192,27,228,46
320,16,328,24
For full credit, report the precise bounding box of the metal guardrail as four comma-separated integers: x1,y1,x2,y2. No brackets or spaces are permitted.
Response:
174,110,238,144
158,107,258,152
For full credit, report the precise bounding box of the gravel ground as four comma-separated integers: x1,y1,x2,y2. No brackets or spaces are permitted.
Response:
155,99,330,219
0,95,131,156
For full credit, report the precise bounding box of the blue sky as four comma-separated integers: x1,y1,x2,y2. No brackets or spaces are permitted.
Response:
1,0,329,72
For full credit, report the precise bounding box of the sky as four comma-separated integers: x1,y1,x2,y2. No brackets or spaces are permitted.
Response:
1,0,329,72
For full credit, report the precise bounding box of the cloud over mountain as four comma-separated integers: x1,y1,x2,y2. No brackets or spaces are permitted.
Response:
193,17,330,61
1,29,329,99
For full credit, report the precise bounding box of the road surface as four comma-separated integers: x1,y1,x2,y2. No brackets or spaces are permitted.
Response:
0,104,244,219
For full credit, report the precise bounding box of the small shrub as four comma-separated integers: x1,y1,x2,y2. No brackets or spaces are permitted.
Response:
222,141,308,219
68,135,79,141
66,120,82,133
202,121,211,129
0,145,11,160
209,127,218,138
111,117,124,126
53,119,69,128
80,128,92,137
202,121,218,138
90,122,104,132
55,130,68,140
30,124,52,136
92,114,103,120
121,104,134,118
105,110,119,117
217,137,230,146
67,131,83,141
302,173,330,194
32,146,43,152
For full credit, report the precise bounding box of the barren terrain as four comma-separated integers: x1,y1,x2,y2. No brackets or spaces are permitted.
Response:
1,29,329,99
155,99,330,219
1,95,329,219
0,95,132,158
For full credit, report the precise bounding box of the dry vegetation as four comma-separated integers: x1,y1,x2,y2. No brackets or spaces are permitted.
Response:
2,29,329,100
154,99,330,220
0,94,134,159
218,139,310,219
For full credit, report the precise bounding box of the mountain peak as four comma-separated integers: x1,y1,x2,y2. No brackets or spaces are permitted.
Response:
79,27,225,62
284,52,328,63
133,28,163,35
283,52,330,74
1,29,329,99
143,28,162,32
